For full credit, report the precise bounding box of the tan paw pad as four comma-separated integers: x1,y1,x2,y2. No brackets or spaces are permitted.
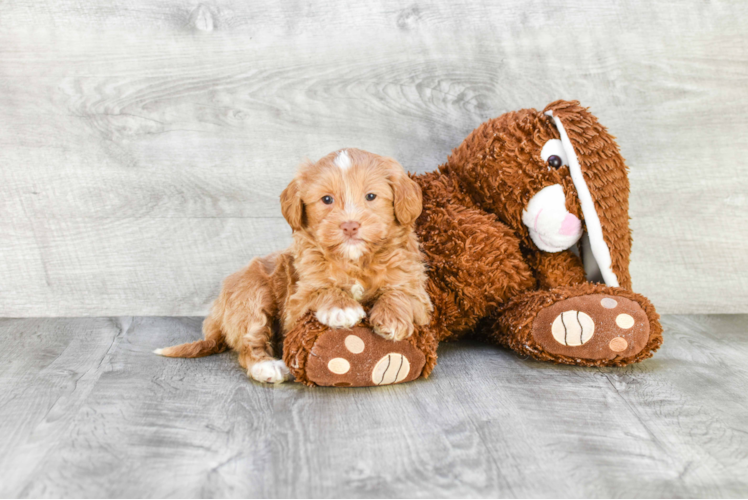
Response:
344,334,365,353
372,353,410,385
327,358,350,374
615,314,635,329
551,311,595,346
601,298,618,309
609,337,628,352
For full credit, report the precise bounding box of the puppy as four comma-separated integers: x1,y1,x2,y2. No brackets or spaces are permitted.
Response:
156,148,433,384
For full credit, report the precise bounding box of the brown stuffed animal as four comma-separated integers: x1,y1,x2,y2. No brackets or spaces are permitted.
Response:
284,100,663,387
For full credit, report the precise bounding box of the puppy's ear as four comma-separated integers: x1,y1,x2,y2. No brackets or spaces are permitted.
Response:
280,178,304,231
387,160,422,225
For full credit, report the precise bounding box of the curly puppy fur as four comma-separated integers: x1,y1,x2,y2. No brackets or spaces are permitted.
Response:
156,149,432,383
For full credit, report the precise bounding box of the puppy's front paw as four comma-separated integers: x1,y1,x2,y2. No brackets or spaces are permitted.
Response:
369,308,414,342
316,305,366,329
249,359,292,384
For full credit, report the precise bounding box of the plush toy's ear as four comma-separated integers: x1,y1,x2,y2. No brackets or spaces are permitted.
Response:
280,178,304,231
543,100,632,290
386,159,422,225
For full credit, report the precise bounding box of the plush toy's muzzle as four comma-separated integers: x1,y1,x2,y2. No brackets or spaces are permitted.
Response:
522,183,584,252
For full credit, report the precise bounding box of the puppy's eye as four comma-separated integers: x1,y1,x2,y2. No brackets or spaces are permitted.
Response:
547,155,563,169
365,193,377,201
321,195,334,205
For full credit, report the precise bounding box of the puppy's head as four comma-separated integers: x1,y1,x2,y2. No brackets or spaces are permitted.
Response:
280,148,421,260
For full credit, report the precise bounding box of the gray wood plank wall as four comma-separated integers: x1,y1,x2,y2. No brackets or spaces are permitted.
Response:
1,0,747,316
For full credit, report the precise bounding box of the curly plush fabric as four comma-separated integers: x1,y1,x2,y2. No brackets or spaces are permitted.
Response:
416,195,536,340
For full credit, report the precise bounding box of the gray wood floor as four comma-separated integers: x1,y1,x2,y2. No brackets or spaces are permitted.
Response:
1,315,747,498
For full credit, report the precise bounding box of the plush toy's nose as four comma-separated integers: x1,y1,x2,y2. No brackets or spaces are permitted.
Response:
340,221,360,238
559,213,581,236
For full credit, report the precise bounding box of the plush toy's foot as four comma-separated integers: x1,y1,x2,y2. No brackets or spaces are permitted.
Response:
533,293,650,360
491,283,663,366
304,326,426,387
283,313,439,387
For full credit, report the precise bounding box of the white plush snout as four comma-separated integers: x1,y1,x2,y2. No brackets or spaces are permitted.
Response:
522,184,583,252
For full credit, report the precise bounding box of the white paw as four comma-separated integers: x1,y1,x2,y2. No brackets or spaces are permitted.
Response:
316,306,365,329
249,359,291,384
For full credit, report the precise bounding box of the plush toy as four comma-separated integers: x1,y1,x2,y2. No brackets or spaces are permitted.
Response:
283,100,663,387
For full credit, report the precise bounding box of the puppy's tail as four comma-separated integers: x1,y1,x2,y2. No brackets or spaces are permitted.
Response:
154,339,227,358
154,315,228,358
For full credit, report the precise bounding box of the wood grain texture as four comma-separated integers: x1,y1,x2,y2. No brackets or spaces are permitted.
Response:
0,314,747,497
1,0,747,315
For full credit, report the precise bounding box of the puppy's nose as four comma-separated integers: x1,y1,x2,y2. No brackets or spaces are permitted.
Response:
340,221,360,238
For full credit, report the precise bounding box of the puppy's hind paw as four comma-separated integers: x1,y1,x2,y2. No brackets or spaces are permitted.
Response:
249,359,292,384
316,306,366,329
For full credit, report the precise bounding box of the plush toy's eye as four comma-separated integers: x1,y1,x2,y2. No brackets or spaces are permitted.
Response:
365,193,377,201
322,195,334,205
547,155,563,169
540,139,568,170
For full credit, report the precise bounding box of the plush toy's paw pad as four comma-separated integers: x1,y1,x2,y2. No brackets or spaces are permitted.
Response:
249,359,292,384
304,326,425,387
371,353,411,385
533,294,650,360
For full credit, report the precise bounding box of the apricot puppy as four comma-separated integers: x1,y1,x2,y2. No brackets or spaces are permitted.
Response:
156,149,432,384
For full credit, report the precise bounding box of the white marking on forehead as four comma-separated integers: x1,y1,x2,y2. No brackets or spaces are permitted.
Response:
334,150,352,170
